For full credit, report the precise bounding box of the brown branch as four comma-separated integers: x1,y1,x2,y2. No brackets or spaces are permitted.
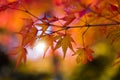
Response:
7,3,120,29
8,6,45,23
49,22,120,29
6,2,120,43
39,22,120,37
78,2,120,24
8,7,25,12
82,27,89,47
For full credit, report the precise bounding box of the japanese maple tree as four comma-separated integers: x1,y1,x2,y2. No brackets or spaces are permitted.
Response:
0,0,120,68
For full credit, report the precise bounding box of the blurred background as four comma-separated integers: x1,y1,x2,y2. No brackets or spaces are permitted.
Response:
0,35,120,80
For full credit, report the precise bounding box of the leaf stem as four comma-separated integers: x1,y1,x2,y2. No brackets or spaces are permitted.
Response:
81,21,89,47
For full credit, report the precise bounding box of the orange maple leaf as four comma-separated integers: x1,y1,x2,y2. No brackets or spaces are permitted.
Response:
73,46,94,64
9,46,27,70
54,34,75,58
22,27,38,47
40,35,55,58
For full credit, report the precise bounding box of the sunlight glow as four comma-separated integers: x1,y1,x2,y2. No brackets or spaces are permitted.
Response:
27,41,47,60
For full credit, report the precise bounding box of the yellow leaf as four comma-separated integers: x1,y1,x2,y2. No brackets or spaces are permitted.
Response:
74,46,94,64
54,34,74,58
40,35,54,58
54,36,62,50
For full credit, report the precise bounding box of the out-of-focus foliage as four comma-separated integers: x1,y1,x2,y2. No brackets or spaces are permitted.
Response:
70,42,119,80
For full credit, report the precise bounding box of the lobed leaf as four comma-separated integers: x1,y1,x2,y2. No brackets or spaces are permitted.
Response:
40,35,55,58
22,27,38,47
9,46,27,70
54,34,75,58
73,46,94,64
15,48,27,70
19,18,34,38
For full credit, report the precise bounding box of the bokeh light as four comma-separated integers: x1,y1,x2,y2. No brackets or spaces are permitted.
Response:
27,40,47,60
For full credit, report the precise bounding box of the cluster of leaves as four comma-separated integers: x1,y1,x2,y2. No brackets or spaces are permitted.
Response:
1,0,120,68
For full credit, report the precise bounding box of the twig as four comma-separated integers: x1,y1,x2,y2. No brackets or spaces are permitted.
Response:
49,22,120,29
82,27,89,47
78,2,120,24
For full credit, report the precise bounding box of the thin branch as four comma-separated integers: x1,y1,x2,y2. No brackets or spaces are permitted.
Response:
37,22,120,38
81,15,89,47
7,4,120,29
8,6,45,23
7,2,120,41
82,27,89,47
20,3,28,11
49,22,120,29
8,7,25,12
25,10,41,20
51,28,65,34
78,2,120,24
35,21,120,29
71,22,120,28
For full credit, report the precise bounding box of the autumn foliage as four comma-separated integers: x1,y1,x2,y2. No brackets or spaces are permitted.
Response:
0,0,120,68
